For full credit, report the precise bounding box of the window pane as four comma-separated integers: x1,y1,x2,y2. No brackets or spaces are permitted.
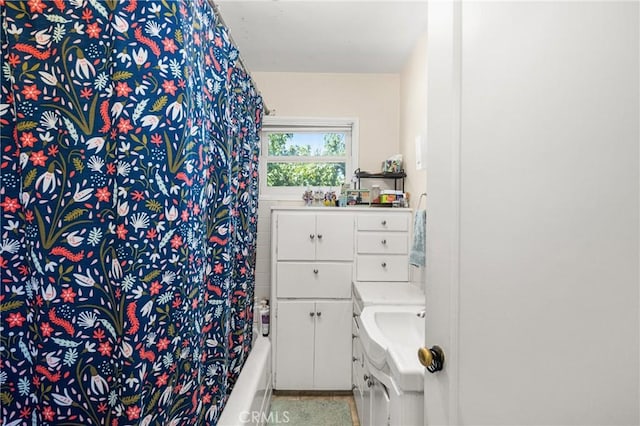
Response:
267,132,346,157
266,162,346,187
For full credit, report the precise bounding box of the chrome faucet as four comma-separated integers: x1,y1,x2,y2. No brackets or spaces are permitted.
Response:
416,309,426,318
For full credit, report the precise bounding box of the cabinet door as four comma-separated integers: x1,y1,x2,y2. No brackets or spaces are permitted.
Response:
276,213,316,260
277,262,352,298
275,301,315,389
313,300,352,390
371,379,390,426
316,213,354,261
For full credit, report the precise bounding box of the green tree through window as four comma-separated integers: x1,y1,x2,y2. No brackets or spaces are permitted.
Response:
266,132,346,187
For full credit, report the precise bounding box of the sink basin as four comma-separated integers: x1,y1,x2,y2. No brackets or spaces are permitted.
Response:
359,305,425,391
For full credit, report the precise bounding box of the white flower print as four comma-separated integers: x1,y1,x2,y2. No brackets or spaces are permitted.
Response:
87,156,104,172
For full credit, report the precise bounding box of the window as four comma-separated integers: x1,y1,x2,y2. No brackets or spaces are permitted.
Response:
259,117,358,198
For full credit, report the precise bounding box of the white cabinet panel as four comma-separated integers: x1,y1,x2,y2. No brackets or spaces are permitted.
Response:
313,301,352,390
356,255,409,282
357,214,409,232
316,213,354,260
276,263,352,299
275,301,315,389
276,213,316,260
357,233,408,254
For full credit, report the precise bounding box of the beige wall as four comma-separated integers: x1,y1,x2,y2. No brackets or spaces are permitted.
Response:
399,32,428,206
253,72,400,172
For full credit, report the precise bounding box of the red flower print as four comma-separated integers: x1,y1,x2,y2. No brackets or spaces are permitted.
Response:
149,280,162,295
126,405,141,421
6,312,26,328
42,406,55,422
97,402,108,413
115,82,132,97
47,144,59,157
180,209,188,221
156,372,169,386
40,322,53,337
161,38,178,53
117,118,133,134
131,190,144,201
27,0,46,13
162,80,177,96
60,287,77,303
80,87,93,99
93,328,105,341
1,197,20,213
86,22,101,38
116,224,128,240
213,263,223,274
25,210,34,222
29,150,48,167
214,36,223,47
156,337,169,351
22,85,42,101
82,8,93,22
8,53,20,67
146,228,157,239
96,186,111,202
98,341,112,356
20,407,31,418
106,163,116,175
170,234,182,249
151,133,162,146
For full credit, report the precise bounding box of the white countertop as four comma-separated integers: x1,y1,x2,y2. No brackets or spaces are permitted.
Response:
353,281,425,307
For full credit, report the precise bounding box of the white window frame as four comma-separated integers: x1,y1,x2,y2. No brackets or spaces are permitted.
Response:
259,116,359,200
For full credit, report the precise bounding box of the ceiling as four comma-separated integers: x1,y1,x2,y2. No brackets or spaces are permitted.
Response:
215,1,428,74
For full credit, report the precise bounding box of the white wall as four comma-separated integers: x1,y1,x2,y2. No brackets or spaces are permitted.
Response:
400,32,428,204
251,72,401,301
425,1,639,425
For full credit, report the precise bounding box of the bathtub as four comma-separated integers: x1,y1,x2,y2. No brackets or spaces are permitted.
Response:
218,333,272,426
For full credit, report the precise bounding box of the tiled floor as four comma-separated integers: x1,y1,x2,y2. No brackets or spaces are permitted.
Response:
272,391,360,426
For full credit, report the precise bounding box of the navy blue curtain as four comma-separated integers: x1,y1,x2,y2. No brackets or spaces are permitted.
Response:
0,0,263,424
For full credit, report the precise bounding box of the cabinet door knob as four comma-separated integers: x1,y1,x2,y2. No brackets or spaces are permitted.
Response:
313,269,319,274
309,312,315,317
317,234,323,239
381,220,387,226
316,311,322,317
381,262,387,268
381,239,387,245
309,234,315,240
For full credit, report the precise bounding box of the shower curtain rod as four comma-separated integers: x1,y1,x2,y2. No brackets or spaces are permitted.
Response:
207,0,272,116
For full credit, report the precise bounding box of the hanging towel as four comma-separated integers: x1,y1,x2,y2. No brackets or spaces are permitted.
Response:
409,210,426,267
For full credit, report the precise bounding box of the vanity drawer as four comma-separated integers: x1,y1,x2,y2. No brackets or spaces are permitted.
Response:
356,255,409,282
357,233,408,254
277,262,352,298
357,214,409,232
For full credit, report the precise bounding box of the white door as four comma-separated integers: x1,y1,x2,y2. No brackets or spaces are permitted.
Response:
315,213,354,260
276,213,316,260
275,301,315,389
313,300,352,390
424,2,639,425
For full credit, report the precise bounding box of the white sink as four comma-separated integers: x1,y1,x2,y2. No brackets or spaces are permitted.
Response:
359,305,425,391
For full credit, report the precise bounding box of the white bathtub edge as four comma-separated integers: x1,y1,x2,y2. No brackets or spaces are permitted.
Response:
218,335,272,426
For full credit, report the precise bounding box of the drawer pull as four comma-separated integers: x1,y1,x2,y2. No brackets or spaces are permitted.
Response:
353,312,359,318
381,220,387,226
317,234,323,239
309,234,315,240
309,312,315,317
313,269,319,274
316,311,322,317
381,262,387,268
381,239,387,245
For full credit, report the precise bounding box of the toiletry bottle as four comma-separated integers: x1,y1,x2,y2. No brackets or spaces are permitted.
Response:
260,302,270,337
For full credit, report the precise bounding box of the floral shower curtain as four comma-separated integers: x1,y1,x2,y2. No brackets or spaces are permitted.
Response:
0,0,263,424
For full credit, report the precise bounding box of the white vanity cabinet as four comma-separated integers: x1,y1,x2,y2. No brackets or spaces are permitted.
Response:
355,211,411,282
271,209,354,390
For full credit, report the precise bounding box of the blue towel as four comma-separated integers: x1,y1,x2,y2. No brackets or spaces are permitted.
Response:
409,210,426,267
